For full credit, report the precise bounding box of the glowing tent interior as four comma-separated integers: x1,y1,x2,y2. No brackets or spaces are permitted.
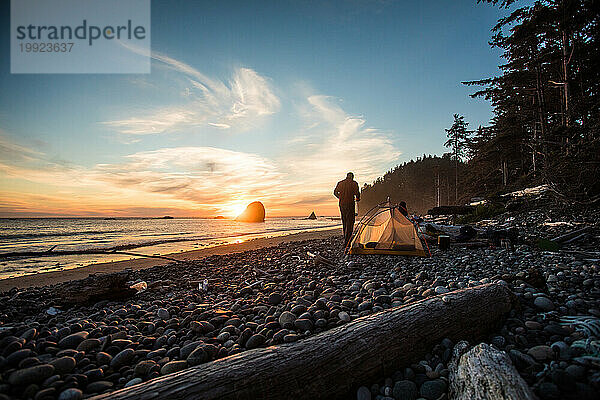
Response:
348,201,428,256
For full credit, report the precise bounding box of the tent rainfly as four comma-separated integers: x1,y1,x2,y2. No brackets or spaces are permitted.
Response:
348,201,428,256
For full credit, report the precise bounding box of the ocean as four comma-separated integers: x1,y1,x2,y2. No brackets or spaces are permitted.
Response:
0,217,340,279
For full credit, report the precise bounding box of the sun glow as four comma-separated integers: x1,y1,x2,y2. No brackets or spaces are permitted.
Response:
225,202,249,219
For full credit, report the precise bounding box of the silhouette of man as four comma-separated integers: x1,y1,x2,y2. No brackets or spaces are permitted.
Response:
334,172,360,247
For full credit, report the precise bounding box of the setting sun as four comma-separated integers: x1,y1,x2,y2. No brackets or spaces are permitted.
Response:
226,202,250,219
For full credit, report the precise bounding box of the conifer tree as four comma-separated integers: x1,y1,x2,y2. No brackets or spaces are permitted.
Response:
445,114,470,203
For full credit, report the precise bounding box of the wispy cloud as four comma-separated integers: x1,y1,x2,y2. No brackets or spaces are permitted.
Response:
0,131,87,189
1,61,402,217
104,108,197,136
0,130,287,216
94,147,285,207
280,94,401,194
0,131,44,163
103,52,280,136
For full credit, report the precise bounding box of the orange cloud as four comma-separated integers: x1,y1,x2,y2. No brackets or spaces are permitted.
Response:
0,57,402,217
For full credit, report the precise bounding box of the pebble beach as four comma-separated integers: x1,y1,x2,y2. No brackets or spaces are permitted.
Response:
1,205,599,400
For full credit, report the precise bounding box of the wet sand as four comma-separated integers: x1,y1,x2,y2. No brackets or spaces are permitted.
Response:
0,228,342,292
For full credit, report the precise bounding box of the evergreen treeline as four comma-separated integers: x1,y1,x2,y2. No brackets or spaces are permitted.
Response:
466,0,599,199
361,0,599,213
359,155,466,215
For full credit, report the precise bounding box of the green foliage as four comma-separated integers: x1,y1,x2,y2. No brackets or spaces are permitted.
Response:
456,203,506,224
537,238,561,252
444,114,471,162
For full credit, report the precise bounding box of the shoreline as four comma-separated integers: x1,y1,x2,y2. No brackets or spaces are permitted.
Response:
0,227,342,292
0,206,598,400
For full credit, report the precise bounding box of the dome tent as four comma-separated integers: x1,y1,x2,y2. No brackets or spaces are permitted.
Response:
347,200,428,256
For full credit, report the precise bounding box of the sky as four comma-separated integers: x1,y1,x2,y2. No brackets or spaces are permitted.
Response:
0,0,511,217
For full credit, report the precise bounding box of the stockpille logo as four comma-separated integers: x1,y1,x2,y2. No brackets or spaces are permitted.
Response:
15,19,147,46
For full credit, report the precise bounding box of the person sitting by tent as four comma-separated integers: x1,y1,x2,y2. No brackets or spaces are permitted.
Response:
398,201,408,217
334,172,360,247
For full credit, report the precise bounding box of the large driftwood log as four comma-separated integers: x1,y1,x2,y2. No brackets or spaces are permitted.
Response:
449,341,536,400
92,283,516,400
427,205,475,216
54,271,136,304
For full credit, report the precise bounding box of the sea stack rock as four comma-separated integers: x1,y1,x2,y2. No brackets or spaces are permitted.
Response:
236,201,266,222
307,211,317,220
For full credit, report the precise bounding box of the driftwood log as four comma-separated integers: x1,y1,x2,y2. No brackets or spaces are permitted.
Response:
427,205,475,216
0,248,182,262
551,226,591,244
449,341,536,400
92,283,516,400
54,271,136,304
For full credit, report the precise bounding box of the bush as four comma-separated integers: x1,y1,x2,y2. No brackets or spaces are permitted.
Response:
456,203,505,224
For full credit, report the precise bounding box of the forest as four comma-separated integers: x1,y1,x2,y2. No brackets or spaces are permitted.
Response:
360,0,599,215
359,155,467,215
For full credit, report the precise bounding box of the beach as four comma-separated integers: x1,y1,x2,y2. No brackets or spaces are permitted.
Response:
0,217,341,282
0,228,342,292
0,203,599,399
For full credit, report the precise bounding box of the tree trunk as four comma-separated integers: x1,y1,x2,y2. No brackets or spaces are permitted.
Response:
455,156,459,204
92,283,516,400
436,172,440,207
534,64,549,180
449,341,536,400
561,29,570,128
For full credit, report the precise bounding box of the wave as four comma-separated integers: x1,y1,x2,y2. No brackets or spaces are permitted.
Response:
0,229,126,240
0,223,341,259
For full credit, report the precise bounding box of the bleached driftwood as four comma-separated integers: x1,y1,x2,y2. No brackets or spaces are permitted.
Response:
449,341,536,400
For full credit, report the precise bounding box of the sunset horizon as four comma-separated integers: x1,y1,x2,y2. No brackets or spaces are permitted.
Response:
0,1,506,218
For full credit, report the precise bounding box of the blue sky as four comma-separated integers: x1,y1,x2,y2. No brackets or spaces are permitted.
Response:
0,0,511,217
